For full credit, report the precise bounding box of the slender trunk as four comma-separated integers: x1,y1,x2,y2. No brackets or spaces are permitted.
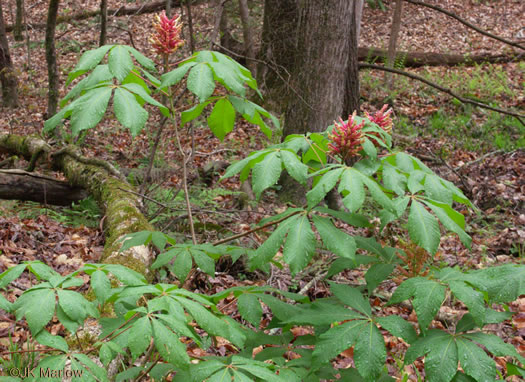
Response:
45,0,60,118
166,0,172,17
14,0,23,41
344,0,360,116
238,0,255,74
99,0,107,46
0,2,18,108
185,0,194,53
385,0,403,87
355,0,363,42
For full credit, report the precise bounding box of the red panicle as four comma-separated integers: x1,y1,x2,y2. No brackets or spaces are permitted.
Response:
150,11,184,55
364,104,393,134
328,113,365,161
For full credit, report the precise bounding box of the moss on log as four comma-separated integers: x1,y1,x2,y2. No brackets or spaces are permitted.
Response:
0,133,154,278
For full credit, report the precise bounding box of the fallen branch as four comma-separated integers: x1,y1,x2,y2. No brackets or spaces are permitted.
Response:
0,169,88,205
0,134,154,277
403,0,525,51
358,47,521,67
359,63,525,126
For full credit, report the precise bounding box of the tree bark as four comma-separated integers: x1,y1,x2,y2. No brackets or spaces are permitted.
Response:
99,0,107,46
0,133,154,277
14,0,23,41
0,169,88,205
45,0,60,118
0,2,18,108
283,1,355,136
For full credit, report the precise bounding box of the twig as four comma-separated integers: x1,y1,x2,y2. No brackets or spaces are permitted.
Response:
454,149,505,171
213,210,302,246
359,63,525,126
404,0,525,51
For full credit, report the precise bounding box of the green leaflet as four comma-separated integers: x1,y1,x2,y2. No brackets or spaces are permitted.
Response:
160,61,197,88
424,200,471,249
280,149,308,185
70,86,113,136
354,322,386,380
339,168,366,212
312,215,356,259
252,151,282,198
237,293,263,327
108,45,134,82
128,316,152,360
313,320,366,366
282,214,317,275
113,87,149,136
208,98,236,141
306,168,344,208
187,63,216,102
67,44,113,85
408,200,440,254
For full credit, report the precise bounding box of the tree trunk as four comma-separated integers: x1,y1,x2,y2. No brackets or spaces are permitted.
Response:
258,0,298,102
0,2,18,108
355,0,363,42
0,169,88,205
238,0,255,74
45,0,60,118
385,0,403,87
14,0,23,41
283,1,355,136
99,0,107,46
0,133,154,278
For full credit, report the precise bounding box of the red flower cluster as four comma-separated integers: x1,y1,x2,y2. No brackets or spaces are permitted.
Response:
364,104,393,134
328,112,365,161
150,12,184,56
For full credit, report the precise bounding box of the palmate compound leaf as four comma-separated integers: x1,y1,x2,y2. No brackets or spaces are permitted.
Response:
113,87,149,137
408,200,441,254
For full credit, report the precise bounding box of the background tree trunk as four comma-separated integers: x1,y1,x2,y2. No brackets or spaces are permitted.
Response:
99,0,108,46
283,1,356,136
14,0,23,41
385,0,403,87
0,2,18,108
238,0,255,74
45,0,60,118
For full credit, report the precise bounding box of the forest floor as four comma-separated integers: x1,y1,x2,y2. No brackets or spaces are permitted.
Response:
0,0,524,380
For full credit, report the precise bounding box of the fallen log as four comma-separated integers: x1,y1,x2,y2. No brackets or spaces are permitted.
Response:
5,0,206,32
0,169,87,205
358,47,521,67
0,133,154,278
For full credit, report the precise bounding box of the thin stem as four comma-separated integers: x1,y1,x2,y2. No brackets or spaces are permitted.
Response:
213,210,302,246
